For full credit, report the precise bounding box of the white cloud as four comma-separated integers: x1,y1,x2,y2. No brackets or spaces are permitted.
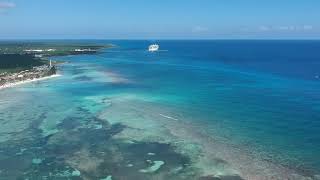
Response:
0,1,15,9
278,26,290,30
278,26,297,31
302,25,313,30
239,26,250,32
259,25,314,32
259,26,271,31
192,26,209,33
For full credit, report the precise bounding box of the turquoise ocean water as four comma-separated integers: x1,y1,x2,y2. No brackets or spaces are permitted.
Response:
0,40,320,179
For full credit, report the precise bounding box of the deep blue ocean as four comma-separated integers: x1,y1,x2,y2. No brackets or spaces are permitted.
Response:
1,40,320,179
100,40,320,168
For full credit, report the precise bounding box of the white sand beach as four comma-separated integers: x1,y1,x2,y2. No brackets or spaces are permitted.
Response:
0,74,61,90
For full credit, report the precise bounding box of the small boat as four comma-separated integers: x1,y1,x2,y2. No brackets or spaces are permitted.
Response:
148,44,159,52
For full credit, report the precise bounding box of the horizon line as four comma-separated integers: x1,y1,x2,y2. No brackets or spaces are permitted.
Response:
1,38,320,41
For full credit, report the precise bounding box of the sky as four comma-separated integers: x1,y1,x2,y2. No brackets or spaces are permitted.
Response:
0,0,319,39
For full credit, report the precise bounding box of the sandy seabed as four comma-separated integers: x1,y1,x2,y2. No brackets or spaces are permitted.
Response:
98,94,320,180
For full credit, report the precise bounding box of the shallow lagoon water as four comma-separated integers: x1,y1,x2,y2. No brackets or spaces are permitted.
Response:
1,40,320,179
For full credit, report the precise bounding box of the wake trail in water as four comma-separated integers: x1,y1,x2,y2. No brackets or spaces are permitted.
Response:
159,113,179,121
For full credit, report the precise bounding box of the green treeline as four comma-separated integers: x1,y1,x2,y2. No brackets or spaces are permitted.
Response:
0,54,46,70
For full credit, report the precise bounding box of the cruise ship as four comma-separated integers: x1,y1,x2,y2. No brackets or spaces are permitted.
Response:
148,44,159,52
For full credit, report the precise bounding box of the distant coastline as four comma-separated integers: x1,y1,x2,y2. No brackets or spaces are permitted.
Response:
0,63,58,90
0,74,61,90
0,43,111,89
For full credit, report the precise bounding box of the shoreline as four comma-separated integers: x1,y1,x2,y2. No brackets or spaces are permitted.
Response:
0,74,61,90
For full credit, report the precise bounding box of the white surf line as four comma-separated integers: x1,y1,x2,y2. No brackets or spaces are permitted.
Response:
0,74,61,90
159,113,179,121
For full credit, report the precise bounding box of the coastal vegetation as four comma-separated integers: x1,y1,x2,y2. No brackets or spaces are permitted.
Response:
0,54,46,73
0,65,57,87
0,42,110,88
0,42,109,72
0,42,111,57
